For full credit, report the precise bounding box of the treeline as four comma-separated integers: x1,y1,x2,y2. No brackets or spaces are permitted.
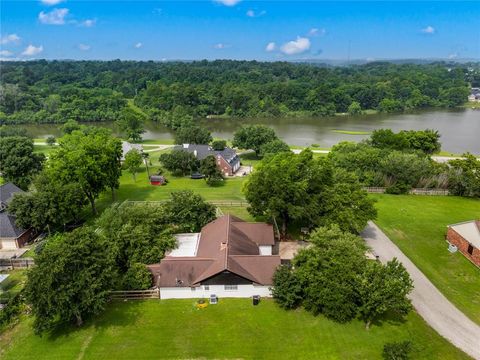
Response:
0,60,471,124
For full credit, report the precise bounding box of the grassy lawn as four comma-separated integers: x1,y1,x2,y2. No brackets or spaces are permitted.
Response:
0,299,469,360
0,270,27,302
33,144,56,156
372,194,480,324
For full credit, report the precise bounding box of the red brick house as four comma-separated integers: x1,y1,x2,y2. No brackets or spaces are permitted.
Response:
446,220,480,267
175,144,241,176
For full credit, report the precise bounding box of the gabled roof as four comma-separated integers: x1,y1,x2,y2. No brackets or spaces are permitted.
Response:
0,183,23,205
174,144,240,166
0,183,27,239
148,215,280,287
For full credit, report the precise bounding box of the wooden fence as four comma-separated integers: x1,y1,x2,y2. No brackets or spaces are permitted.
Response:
110,289,160,300
0,258,35,270
363,187,450,196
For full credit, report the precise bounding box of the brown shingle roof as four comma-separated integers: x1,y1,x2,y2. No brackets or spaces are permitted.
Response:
147,215,280,287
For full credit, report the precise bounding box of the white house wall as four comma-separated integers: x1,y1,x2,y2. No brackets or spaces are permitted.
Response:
160,284,272,299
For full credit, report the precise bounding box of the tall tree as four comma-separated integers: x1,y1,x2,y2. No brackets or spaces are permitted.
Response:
117,106,145,142
174,125,212,145
232,125,278,156
357,259,413,329
47,128,122,214
200,155,224,185
25,227,116,334
159,149,199,176
123,149,143,182
0,136,45,190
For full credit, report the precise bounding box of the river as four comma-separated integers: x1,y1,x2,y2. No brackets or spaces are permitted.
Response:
19,108,480,154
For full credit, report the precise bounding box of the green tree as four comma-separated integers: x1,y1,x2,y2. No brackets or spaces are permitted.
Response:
163,191,217,232
60,119,82,134
8,173,86,233
232,125,278,156
271,265,303,309
357,259,413,329
0,136,45,190
200,155,224,185
382,341,412,360
117,106,145,142
123,149,143,182
174,125,212,145
211,139,227,151
448,153,480,197
47,128,122,214
46,136,56,146
347,101,363,115
159,149,199,176
401,129,441,154
96,203,176,272
259,139,291,157
294,225,368,322
123,263,152,290
25,227,116,333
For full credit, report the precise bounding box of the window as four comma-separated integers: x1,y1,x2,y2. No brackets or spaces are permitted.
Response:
191,287,196,291
467,243,474,255
204,285,210,291
224,285,238,291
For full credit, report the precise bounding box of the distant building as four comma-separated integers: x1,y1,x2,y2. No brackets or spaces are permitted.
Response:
446,220,480,267
121,141,143,162
148,215,280,299
175,144,241,176
0,183,34,250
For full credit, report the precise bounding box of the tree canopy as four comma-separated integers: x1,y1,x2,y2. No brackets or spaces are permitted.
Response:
233,125,278,156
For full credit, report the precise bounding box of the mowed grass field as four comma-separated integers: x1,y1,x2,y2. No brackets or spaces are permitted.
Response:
371,194,480,324
0,299,469,360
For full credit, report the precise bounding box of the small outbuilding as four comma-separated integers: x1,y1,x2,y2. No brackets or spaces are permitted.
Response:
150,175,166,186
446,220,480,267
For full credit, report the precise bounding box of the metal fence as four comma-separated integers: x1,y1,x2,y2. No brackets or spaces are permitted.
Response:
0,258,35,270
110,289,160,300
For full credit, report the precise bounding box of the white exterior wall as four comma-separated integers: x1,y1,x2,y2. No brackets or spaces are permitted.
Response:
0,238,18,250
160,284,272,299
259,245,272,255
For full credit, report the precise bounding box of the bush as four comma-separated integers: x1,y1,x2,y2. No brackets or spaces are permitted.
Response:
211,139,227,151
123,263,152,290
271,265,303,309
46,136,56,146
382,341,412,360
0,291,25,331
385,182,411,194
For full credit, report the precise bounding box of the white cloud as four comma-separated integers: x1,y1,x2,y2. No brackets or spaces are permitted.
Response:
214,0,241,6
40,0,65,5
213,43,230,49
39,8,69,25
0,50,13,56
21,44,43,56
78,43,90,51
308,28,326,37
134,42,143,48
280,36,310,55
0,33,21,45
265,42,276,52
421,25,435,34
246,9,266,17
80,19,96,27
448,53,458,59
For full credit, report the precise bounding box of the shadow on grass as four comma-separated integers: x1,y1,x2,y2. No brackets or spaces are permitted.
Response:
370,310,409,328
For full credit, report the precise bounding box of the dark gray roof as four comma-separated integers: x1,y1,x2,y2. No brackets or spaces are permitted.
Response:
0,183,27,239
174,144,240,166
0,213,25,238
0,183,23,205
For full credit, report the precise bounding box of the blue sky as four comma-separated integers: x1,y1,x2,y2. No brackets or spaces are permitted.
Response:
1,1,479,61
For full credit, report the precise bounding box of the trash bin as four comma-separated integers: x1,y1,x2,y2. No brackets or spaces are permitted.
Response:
210,294,218,304
252,295,260,306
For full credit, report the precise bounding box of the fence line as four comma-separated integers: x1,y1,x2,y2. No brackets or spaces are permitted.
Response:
110,289,160,300
123,200,249,207
0,258,35,270
363,187,450,196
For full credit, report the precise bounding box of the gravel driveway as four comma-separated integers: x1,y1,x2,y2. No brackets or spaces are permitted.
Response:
362,221,480,360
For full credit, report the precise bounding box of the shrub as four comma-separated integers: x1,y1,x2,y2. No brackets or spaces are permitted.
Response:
46,136,56,146
123,263,152,290
382,341,412,360
385,182,411,195
211,139,227,151
271,265,303,309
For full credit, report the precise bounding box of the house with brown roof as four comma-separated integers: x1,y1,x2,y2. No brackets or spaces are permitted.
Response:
175,144,241,176
447,220,480,267
148,215,281,299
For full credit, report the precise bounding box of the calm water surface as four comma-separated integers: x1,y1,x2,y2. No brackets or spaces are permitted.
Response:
20,109,480,154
